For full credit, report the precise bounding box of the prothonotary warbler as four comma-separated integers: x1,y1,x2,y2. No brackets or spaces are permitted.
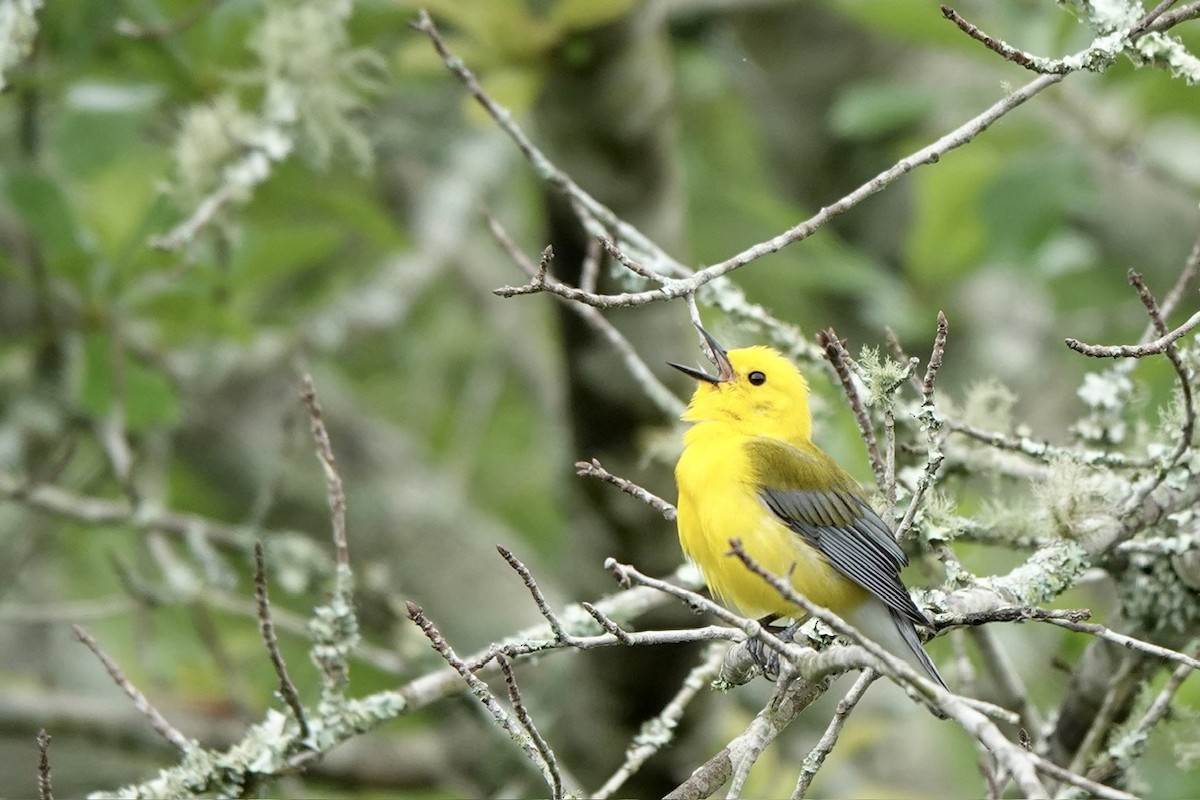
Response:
671,327,945,689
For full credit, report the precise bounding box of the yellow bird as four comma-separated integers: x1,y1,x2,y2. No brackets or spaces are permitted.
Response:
671,327,944,688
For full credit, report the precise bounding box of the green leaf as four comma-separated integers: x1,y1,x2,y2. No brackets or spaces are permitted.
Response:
829,82,937,140
549,0,637,31
78,331,179,432
1,167,93,287
905,144,1002,286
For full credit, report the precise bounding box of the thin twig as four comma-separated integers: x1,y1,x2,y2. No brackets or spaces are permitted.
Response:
791,670,876,799
895,312,950,541
581,601,634,645
1129,0,1182,38
969,626,1044,741
1086,651,1197,785
598,236,671,283
72,625,192,752
483,212,683,416
1040,617,1200,671
253,541,310,742
497,655,563,800
575,458,678,520
414,8,1066,308
300,374,349,567
497,546,569,641
497,246,553,295
36,729,52,800
406,602,560,793
579,235,603,294
1068,653,1144,778
1027,750,1138,800
0,471,253,548
149,181,238,251
665,674,833,800
602,559,792,659
945,421,1149,469
1128,270,1196,472
1153,229,1200,325
1142,0,1200,34
941,5,1071,73
922,311,949,403
935,606,1092,628
1064,308,1200,359
817,328,887,487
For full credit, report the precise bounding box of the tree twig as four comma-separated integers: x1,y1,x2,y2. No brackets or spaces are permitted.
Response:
36,729,53,800
253,541,310,742
817,328,887,488
406,602,562,794
72,625,192,752
412,8,1067,309
791,670,876,798
300,374,349,568
575,458,678,521
941,5,1071,73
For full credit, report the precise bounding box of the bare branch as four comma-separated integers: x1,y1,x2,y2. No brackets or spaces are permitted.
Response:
149,181,238,251
1129,0,1183,38
1143,0,1200,34
300,374,349,568
598,236,671,283
72,625,192,752
36,729,52,800
413,8,1066,309
497,545,570,641
253,541,310,742
1040,616,1200,672
0,471,253,548
895,312,950,542
665,675,832,800
406,602,561,794
498,655,564,799
817,328,887,488
945,421,1149,469
1086,650,1198,786
581,601,634,645
575,458,678,521
1064,308,1200,359
495,245,554,296
941,5,1071,73
483,213,683,416
791,670,876,799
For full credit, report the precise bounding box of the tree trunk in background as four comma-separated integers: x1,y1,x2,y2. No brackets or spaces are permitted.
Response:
535,6,701,794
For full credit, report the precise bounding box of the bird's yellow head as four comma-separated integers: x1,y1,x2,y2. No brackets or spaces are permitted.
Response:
670,328,813,443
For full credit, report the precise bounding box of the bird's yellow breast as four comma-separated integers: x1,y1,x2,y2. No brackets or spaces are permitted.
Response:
675,424,867,618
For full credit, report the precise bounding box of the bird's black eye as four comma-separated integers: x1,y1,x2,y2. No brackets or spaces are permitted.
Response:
748,371,766,386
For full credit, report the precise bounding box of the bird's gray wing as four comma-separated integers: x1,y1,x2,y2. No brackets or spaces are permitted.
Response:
746,437,931,628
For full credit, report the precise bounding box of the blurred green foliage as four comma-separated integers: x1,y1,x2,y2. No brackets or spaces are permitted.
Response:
0,0,1198,797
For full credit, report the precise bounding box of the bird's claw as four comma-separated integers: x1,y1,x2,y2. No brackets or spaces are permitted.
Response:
747,618,805,681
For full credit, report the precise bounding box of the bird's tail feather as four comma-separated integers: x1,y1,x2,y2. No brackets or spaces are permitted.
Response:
845,599,946,689
890,608,946,689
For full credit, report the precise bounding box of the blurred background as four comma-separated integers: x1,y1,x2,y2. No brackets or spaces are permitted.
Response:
1,0,1198,796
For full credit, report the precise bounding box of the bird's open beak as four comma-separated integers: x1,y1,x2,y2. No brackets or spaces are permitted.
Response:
669,326,735,384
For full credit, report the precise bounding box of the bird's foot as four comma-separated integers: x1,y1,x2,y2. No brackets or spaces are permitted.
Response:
746,617,805,681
